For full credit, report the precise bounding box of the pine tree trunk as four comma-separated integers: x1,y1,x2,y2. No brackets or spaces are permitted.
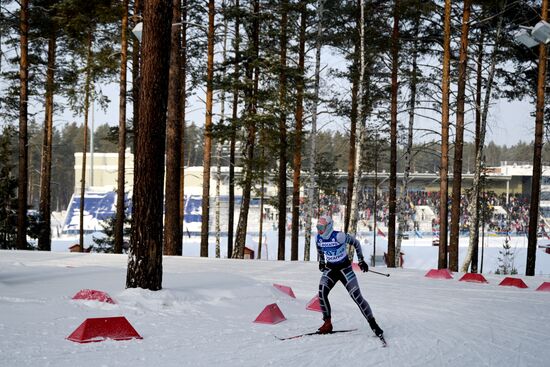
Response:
79,31,93,253
216,3,229,259
164,0,183,256
16,0,29,250
200,0,216,257
469,33,484,264
131,0,142,154
291,1,306,261
233,0,259,259
527,0,548,276
387,0,400,268
277,0,289,261
115,0,129,255
449,0,471,272
258,167,265,259
344,1,360,234
461,14,502,273
126,0,172,290
179,0,187,241
215,141,221,258
348,0,365,245
228,0,240,257
38,29,56,252
304,0,324,261
438,0,452,269
397,9,419,267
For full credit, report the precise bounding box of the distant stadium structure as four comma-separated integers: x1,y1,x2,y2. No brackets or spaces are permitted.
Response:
66,151,550,236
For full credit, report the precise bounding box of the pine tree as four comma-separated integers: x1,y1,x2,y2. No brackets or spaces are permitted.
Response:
200,0,215,258
126,0,172,290
449,0,472,271
164,0,184,256
16,0,29,251
495,237,517,275
92,207,131,253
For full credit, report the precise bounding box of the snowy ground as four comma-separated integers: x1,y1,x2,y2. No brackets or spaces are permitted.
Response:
52,228,550,275
1,250,550,367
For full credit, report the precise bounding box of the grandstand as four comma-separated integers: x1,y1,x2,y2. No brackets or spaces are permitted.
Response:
64,155,550,238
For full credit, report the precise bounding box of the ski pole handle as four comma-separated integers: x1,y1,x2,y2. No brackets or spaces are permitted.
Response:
369,269,390,277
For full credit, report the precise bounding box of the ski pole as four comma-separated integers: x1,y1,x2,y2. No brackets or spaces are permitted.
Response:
369,269,390,277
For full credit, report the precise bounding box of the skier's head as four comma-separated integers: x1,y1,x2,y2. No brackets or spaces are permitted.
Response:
317,215,334,239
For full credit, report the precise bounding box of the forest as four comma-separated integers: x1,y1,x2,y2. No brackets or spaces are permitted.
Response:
1,0,549,289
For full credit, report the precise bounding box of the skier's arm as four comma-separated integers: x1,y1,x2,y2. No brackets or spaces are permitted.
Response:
337,232,364,261
316,239,326,271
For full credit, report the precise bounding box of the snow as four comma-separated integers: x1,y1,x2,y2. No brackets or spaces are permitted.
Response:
1,250,550,367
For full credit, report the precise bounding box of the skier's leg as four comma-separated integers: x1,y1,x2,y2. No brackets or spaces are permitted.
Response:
340,265,374,320
340,266,384,336
318,268,337,321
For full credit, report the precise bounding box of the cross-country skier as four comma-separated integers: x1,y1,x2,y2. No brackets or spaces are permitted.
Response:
315,215,384,339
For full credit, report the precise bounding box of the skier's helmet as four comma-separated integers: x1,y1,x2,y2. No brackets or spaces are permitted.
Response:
316,215,333,237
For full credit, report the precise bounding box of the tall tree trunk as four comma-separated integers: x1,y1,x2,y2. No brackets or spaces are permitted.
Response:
304,0,324,261
79,31,93,253
462,13,502,273
438,0,452,269
38,29,56,252
131,0,142,154
344,1,361,234
215,142,222,258
291,1,306,261
470,32,484,265
348,0,365,244
164,0,183,256
258,160,265,259
449,0,471,272
277,0,289,261
126,0,172,290
216,1,229,259
201,0,215,257
397,8,419,267
16,0,29,250
527,0,548,276
179,0,188,241
233,0,259,259
115,0,129,255
387,0,400,268
228,0,240,257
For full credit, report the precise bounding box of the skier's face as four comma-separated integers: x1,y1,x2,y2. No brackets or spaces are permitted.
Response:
317,218,328,234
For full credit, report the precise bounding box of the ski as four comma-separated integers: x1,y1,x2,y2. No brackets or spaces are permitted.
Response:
275,328,358,341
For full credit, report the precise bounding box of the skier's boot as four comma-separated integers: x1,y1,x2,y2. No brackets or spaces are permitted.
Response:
318,318,333,334
367,317,384,337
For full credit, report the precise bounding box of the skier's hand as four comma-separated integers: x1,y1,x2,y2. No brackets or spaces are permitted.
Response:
319,262,327,272
358,259,369,273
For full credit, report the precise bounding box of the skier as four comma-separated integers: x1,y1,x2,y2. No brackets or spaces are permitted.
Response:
315,215,384,339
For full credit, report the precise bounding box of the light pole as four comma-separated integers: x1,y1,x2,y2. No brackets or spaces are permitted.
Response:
514,4,549,276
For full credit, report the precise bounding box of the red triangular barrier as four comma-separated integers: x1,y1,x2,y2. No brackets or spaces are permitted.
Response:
425,269,453,279
66,316,142,343
306,295,322,312
253,303,286,324
273,283,296,298
499,277,528,289
72,289,116,304
536,282,550,292
459,273,488,283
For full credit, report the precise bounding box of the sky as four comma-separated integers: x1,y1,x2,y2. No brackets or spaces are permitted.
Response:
67,74,538,150
1,247,550,367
